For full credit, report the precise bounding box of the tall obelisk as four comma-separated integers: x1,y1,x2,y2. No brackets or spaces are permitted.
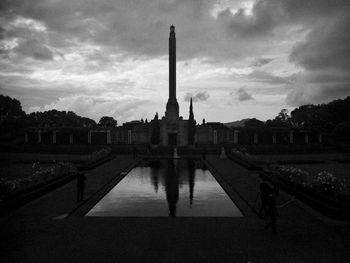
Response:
165,25,179,122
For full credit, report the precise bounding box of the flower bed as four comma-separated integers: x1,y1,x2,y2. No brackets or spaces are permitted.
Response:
78,147,113,170
86,147,111,163
267,165,350,218
277,166,347,201
0,161,75,202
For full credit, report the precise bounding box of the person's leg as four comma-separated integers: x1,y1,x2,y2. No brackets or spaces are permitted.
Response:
264,219,272,230
260,201,266,217
81,185,85,201
271,215,277,233
77,186,80,201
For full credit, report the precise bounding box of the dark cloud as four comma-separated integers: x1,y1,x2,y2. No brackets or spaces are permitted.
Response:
233,87,254,101
1,0,350,116
1,0,349,63
0,26,5,40
217,2,278,38
218,0,350,38
290,16,350,71
286,4,350,106
246,70,293,85
215,0,350,106
0,82,86,111
184,91,210,102
0,74,134,112
0,0,280,62
14,38,54,60
285,84,350,107
32,95,151,123
250,57,273,67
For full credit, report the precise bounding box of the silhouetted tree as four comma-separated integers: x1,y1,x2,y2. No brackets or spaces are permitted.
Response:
244,118,264,127
98,116,117,127
0,95,26,137
290,97,350,133
266,109,292,128
291,105,331,128
0,95,26,122
79,117,97,128
27,110,96,128
332,121,350,141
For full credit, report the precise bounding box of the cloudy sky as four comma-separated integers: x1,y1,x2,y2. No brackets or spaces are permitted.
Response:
1,0,350,123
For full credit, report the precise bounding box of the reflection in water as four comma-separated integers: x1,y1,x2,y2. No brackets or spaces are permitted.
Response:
86,159,243,217
165,160,179,217
188,160,195,206
149,160,160,193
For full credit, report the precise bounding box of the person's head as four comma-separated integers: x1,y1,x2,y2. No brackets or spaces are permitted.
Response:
261,173,267,181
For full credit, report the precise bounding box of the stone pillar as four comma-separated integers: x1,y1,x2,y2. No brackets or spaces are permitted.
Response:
69,134,73,144
272,133,277,144
318,134,322,144
253,133,258,144
38,130,41,144
88,131,91,144
53,131,57,144
233,130,239,145
24,132,28,143
304,133,309,144
107,130,111,144
127,130,132,144
213,130,218,145
289,131,293,144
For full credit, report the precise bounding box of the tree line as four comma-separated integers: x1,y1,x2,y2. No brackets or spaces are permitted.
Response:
0,95,118,139
244,96,350,141
1,94,350,141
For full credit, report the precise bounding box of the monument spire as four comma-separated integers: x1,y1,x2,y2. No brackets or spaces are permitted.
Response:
165,25,179,121
189,97,193,119
188,97,196,145
169,25,176,100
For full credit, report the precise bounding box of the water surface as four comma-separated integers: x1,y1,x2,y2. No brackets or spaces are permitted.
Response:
87,159,243,217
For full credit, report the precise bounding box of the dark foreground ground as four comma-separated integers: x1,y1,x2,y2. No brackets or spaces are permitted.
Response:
1,155,349,263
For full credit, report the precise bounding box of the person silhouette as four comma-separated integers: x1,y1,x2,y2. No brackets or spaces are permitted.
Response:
264,186,295,234
264,190,277,233
76,172,86,202
259,175,273,218
133,147,137,159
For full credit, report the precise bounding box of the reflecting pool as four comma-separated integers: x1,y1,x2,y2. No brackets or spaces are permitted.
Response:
86,159,243,217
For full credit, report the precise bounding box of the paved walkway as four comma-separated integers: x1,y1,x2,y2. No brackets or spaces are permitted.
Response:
1,155,349,262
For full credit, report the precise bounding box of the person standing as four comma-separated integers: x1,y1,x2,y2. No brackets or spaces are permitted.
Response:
259,175,272,218
264,191,277,233
133,147,137,159
264,187,295,234
77,172,86,202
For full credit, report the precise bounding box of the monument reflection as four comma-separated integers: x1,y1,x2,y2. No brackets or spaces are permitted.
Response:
86,159,243,217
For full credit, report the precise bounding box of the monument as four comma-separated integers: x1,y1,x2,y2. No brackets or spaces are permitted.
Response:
160,25,190,146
